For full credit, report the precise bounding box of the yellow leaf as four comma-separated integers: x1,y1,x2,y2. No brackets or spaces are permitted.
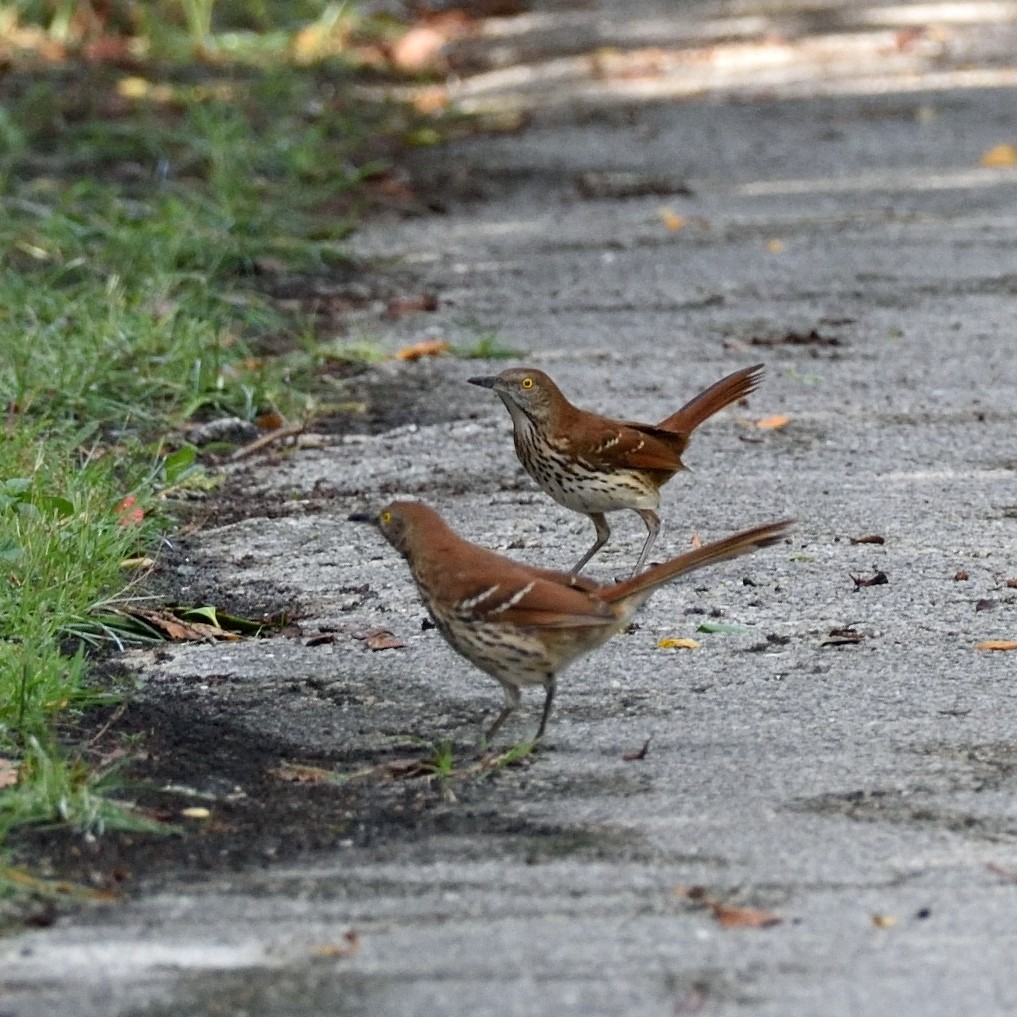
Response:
976,640,1017,651
766,239,785,253
658,637,700,650
756,414,791,430
659,208,686,231
980,144,1017,168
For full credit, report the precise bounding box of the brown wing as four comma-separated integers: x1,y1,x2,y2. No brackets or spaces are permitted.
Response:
558,412,689,472
443,551,617,629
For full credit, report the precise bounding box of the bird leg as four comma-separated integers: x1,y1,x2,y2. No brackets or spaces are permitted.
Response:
535,679,557,741
484,683,521,744
570,513,611,574
630,509,661,576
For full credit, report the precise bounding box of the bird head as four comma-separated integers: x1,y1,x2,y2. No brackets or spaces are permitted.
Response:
468,367,563,426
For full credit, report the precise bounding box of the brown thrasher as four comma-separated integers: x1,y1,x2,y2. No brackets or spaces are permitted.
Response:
376,500,791,743
470,364,764,576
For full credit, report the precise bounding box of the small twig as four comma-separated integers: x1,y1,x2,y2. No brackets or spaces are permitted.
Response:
231,423,306,461
88,699,130,747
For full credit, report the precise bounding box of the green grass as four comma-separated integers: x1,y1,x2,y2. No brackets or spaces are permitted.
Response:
0,0,431,891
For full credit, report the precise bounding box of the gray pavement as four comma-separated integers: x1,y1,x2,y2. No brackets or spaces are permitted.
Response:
5,2,1017,1014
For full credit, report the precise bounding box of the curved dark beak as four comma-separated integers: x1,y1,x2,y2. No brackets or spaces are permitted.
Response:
347,510,377,524
468,376,497,389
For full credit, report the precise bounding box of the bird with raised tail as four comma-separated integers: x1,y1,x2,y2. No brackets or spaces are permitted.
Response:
375,500,792,743
469,364,764,576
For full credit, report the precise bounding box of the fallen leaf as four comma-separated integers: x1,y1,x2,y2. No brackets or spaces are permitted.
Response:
981,143,1017,168
765,238,785,253
0,758,19,788
850,534,885,545
120,607,241,642
976,640,1017,651
871,913,897,928
622,737,652,761
575,172,693,200
821,627,865,647
383,294,439,320
256,408,286,430
413,86,449,115
755,414,791,430
270,762,336,784
659,207,686,231
1007,579,1017,589
395,339,449,361
312,931,359,958
696,622,746,634
711,901,784,928
675,885,784,928
180,807,210,820
658,637,700,650
749,330,840,348
954,570,969,581
850,570,888,589
354,629,406,651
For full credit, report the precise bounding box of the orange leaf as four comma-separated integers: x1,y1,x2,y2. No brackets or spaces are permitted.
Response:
395,339,449,361
976,640,1017,651
659,208,686,231
711,902,783,928
981,144,1017,168
756,414,791,430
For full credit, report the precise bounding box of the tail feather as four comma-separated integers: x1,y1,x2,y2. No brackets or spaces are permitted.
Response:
602,519,793,604
657,364,764,433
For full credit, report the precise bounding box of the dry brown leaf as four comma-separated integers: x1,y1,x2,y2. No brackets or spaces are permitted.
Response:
622,737,652,762
711,901,784,929
0,758,19,789
270,762,336,784
976,640,1017,651
850,570,888,589
383,294,438,320
395,339,449,361
1007,579,1017,589
256,409,286,430
954,570,969,581
312,931,359,958
354,628,407,651
122,607,240,642
756,414,791,431
849,534,885,545
981,143,1017,168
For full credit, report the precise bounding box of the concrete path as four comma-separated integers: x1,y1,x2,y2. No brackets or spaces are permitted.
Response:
4,2,1017,1014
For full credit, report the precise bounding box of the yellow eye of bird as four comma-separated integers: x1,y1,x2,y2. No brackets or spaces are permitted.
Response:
380,510,392,525
521,377,534,389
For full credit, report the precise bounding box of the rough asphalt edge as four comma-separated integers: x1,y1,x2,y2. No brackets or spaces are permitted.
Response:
4,4,1017,1016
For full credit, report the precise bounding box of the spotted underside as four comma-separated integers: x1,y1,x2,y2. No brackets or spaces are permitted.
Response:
512,415,673,513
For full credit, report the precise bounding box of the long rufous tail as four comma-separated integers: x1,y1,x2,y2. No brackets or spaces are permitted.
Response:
602,519,793,604
657,364,764,433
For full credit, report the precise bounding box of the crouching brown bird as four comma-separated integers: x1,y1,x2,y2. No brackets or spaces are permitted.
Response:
469,364,764,576
376,500,791,743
